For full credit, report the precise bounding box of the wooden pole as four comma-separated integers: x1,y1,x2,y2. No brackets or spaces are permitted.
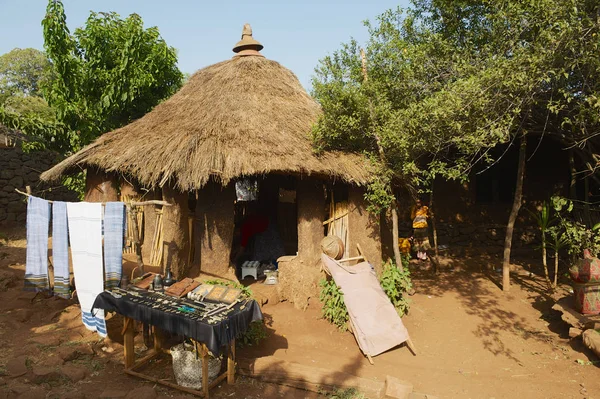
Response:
123,317,135,369
502,134,527,292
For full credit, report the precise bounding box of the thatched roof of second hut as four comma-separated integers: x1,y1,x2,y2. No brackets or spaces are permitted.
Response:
41,53,370,189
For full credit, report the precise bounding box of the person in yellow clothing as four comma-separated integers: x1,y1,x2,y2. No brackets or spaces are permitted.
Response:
411,199,431,261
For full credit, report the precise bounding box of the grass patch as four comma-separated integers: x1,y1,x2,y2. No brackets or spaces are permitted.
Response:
36,344,59,352
320,387,367,399
72,358,104,372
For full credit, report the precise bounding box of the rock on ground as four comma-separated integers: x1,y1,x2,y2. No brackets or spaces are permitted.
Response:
5,356,28,378
60,365,88,383
582,329,600,358
0,270,17,292
30,366,62,384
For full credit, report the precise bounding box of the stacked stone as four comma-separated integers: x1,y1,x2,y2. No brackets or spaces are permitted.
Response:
0,146,77,224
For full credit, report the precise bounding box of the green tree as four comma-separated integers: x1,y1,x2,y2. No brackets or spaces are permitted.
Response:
41,0,183,152
0,48,50,100
311,0,600,290
0,48,55,121
312,6,529,270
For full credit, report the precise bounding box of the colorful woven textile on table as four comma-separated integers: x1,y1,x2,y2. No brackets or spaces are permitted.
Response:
24,196,51,292
67,202,107,337
103,202,125,289
52,201,71,298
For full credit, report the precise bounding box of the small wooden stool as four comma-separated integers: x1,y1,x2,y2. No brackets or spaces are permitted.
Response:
241,264,258,280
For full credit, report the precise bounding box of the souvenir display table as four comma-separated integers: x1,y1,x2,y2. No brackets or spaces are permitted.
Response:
92,285,262,398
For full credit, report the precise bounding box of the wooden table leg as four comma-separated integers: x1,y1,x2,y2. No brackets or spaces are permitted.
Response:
201,343,210,398
227,339,235,384
153,326,162,353
123,317,135,369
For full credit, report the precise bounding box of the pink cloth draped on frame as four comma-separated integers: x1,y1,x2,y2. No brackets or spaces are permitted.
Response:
321,254,410,357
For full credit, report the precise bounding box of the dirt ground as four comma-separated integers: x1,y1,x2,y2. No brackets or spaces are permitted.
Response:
1,226,599,399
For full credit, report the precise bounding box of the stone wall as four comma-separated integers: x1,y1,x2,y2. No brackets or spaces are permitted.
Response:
0,145,78,225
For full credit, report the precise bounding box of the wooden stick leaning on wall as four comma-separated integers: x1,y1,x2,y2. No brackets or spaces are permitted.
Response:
149,208,164,267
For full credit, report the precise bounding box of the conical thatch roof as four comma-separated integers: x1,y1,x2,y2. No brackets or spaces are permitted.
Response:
41,26,370,190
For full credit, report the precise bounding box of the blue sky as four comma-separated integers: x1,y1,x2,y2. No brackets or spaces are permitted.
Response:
0,0,410,91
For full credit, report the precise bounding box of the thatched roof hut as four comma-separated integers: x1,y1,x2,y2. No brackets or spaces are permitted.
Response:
40,25,381,308
40,27,369,189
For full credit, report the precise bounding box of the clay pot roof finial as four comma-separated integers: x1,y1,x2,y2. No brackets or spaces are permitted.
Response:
232,23,264,57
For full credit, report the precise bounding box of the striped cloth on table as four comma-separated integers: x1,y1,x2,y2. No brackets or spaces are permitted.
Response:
67,202,107,337
52,201,71,298
103,202,125,288
24,196,51,292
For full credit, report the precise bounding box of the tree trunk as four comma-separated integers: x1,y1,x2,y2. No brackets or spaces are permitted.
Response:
502,134,527,292
391,201,403,271
553,250,559,288
569,150,577,199
429,185,439,258
584,177,591,227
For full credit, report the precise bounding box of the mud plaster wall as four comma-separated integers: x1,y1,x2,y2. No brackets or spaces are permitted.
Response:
193,182,235,279
0,146,77,225
277,178,328,310
84,169,119,203
348,186,382,273
297,179,325,265
162,184,190,279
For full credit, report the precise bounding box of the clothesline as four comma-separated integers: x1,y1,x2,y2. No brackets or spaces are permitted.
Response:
15,188,172,207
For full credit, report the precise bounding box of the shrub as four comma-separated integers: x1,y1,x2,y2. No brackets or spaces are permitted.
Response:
379,256,412,316
319,277,349,331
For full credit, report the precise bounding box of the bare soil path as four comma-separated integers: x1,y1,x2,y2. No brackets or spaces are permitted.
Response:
1,226,598,399
244,254,600,399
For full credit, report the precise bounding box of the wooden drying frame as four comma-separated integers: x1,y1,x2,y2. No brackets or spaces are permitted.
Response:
324,243,417,365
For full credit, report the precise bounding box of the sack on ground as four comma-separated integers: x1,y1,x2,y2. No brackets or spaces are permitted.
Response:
171,343,222,390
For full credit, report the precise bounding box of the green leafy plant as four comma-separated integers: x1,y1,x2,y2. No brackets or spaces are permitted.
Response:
529,201,555,285
319,277,349,331
379,257,412,317
238,321,267,347
202,280,265,347
546,226,569,288
551,196,600,263
203,279,252,299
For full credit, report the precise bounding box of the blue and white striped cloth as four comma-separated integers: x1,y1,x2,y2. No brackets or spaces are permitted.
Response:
103,202,125,289
67,202,107,337
52,201,71,299
24,196,51,292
